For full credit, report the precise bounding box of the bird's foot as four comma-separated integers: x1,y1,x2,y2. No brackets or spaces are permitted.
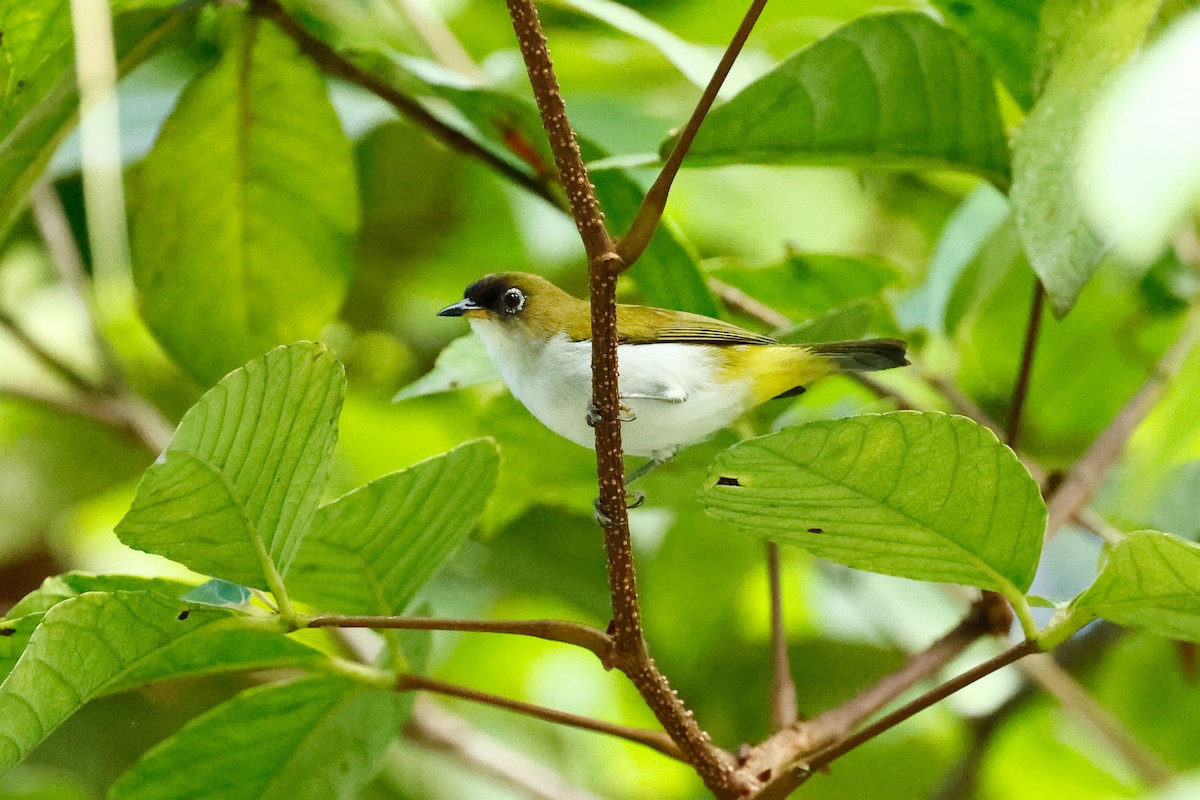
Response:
592,490,646,527
585,401,637,428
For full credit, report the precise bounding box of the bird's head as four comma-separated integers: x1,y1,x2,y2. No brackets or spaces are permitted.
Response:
438,272,587,342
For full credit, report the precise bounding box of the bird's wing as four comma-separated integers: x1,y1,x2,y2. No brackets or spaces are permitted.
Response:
614,305,778,346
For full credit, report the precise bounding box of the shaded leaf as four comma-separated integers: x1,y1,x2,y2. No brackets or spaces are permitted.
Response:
775,301,875,345
0,591,324,777
131,11,359,382
930,0,1042,109
394,334,498,401
701,412,1046,593
1075,531,1200,641
109,676,402,800
676,12,1010,185
1010,0,1160,316
288,440,499,616
116,343,343,589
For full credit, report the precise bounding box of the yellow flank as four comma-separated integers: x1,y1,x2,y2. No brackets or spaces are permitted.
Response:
720,345,837,404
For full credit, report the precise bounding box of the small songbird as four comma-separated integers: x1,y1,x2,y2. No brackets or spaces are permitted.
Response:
438,272,907,461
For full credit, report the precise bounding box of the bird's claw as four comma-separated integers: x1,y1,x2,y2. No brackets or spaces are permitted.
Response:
593,490,646,526
585,401,637,428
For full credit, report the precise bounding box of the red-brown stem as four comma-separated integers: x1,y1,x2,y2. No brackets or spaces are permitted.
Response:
397,674,686,761
306,615,612,660
766,542,798,730
616,0,771,266
1007,281,1045,450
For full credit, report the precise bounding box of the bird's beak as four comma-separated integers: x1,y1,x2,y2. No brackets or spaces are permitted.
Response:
437,298,485,318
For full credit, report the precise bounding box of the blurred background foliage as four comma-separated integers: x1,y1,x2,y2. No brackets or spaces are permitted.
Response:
2,0,1200,797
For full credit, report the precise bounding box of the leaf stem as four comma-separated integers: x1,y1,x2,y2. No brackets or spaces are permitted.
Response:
304,614,613,660
615,0,770,267
396,674,687,761
766,542,798,730
1006,281,1046,450
252,0,563,211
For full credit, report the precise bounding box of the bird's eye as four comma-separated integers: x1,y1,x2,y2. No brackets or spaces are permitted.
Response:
502,288,525,314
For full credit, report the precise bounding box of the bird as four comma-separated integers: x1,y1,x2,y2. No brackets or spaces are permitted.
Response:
438,272,908,470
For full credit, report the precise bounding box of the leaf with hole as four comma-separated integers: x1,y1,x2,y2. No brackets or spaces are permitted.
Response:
109,676,402,800
288,439,499,616
116,342,343,589
0,591,324,778
130,10,358,382
674,12,1010,185
701,412,1046,594
1074,531,1200,642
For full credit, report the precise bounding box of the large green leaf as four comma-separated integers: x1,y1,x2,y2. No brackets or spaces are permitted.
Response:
130,10,359,383
288,440,499,616
929,0,1042,109
1010,0,1161,316
675,12,1010,185
701,412,1046,593
0,6,190,238
1074,531,1200,642
116,343,343,589
386,56,718,317
0,591,324,778
109,676,402,800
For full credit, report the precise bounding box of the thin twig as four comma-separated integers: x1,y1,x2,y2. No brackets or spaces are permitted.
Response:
397,674,686,761
742,596,1005,785
710,278,791,329
1007,282,1045,449
0,386,171,452
1046,305,1200,535
251,0,563,210
0,308,99,394
405,699,610,800
616,0,770,267
393,0,482,79
1019,654,1173,786
306,614,612,660
766,542,798,731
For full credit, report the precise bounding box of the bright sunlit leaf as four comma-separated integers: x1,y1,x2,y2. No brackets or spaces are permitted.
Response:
116,343,343,589
394,334,498,401
701,412,1046,594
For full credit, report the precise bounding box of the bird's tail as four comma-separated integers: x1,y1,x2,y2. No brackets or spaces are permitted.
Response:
809,338,909,372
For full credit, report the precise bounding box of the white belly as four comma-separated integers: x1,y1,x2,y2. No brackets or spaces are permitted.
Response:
471,323,751,457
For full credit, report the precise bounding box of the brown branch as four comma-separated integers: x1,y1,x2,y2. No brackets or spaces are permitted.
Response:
1006,281,1045,449
503,1,740,794
766,542,797,731
741,596,1005,787
1046,305,1200,535
0,307,99,394
616,0,769,267
710,278,791,330
0,385,170,453
306,614,612,660
251,0,563,211
397,674,686,762
405,699,610,800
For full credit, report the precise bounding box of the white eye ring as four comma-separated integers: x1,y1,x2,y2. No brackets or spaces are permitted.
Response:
502,288,525,314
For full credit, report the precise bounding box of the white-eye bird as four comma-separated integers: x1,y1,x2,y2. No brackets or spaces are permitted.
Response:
438,272,907,462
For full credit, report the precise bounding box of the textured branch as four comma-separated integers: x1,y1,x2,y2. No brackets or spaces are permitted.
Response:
397,674,686,761
252,0,562,210
1046,305,1200,535
306,614,612,660
503,1,739,794
616,0,770,266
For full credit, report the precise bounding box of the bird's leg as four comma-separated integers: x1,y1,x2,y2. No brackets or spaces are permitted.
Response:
623,457,664,486
586,400,637,427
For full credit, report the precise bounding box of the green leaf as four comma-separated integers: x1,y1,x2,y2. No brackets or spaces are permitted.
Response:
109,676,402,800
775,301,875,344
1078,10,1200,265
182,579,253,608
676,12,1010,185
130,10,359,383
0,7,190,238
0,591,324,778
288,440,499,616
929,0,1042,109
393,334,499,401
386,55,718,316
116,343,343,589
701,412,1046,593
1075,531,1200,641
1010,0,1160,316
